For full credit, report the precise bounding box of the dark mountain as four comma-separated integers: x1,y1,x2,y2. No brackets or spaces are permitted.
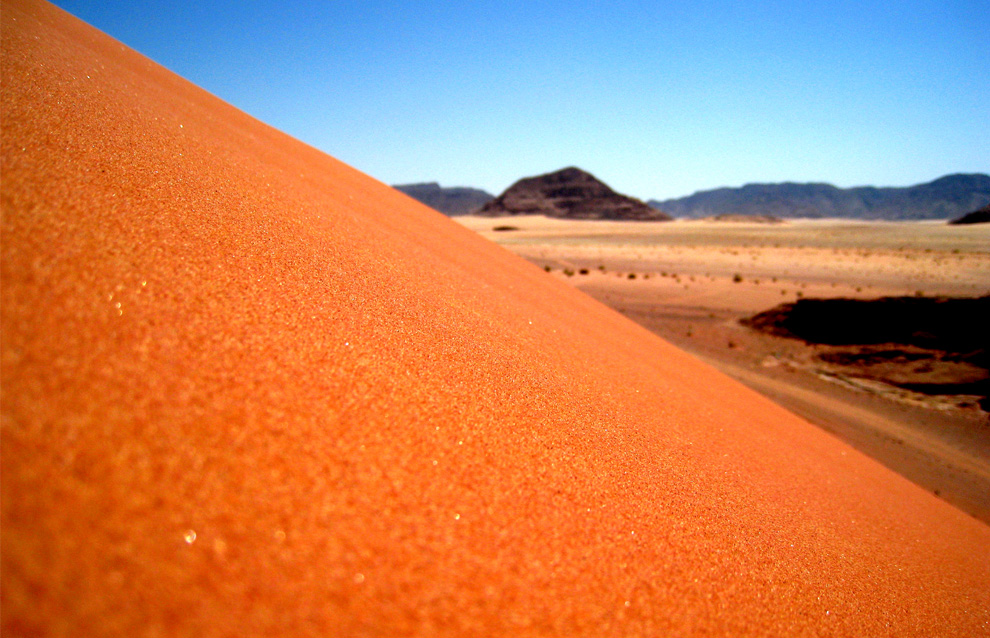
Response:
649,173,990,220
393,182,494,216
478,167,672,221
949,204,990,225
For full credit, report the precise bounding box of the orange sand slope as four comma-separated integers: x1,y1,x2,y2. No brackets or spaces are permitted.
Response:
2,1,988,635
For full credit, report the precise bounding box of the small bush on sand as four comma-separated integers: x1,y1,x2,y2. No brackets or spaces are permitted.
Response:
733,274,743,283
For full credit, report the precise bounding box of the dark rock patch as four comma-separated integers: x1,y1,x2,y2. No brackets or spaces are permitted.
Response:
949,204,990,225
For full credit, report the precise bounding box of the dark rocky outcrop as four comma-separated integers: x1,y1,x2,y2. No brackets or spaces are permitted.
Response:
743,296,990,408
479,167,672,221
949,204,990,225
743,296,989,353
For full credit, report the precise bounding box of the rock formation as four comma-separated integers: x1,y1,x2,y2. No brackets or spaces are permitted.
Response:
949,204,990,225
650,174,990,220
479,167,672,220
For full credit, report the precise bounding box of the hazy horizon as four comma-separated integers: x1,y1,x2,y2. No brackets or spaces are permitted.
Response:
50,0,988,200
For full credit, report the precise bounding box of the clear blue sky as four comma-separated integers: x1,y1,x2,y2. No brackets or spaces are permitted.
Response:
51,0,988,200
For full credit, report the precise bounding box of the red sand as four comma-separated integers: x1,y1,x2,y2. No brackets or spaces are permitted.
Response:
2,1,988,635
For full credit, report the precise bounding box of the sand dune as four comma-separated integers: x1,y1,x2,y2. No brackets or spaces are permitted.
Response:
2,1,989,635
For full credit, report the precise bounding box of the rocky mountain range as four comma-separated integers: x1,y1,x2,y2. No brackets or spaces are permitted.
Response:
396,172,990,221
392,182,494,216
477,167,672,221
648,173,990,220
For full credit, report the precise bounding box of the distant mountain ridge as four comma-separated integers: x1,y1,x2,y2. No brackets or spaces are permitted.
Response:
478,167,672,221
648,173,990,220
392,182,494,216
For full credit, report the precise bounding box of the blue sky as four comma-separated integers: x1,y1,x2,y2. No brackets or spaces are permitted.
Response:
51,0,988,200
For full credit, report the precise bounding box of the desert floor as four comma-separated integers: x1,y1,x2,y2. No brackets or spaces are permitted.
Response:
457,216,990,522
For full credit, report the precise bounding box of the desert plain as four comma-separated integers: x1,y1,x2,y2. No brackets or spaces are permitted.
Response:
458,215,990,522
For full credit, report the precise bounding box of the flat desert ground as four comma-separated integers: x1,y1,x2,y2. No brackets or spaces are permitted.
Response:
458,216,990,522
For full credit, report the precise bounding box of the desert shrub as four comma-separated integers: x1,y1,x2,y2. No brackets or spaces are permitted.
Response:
564,269,575,277
579,268,589,275
628,273,636,279
733,273,743,283
544,265,552,272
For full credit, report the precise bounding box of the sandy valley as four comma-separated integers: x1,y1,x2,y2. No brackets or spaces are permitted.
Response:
458,215,990,522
